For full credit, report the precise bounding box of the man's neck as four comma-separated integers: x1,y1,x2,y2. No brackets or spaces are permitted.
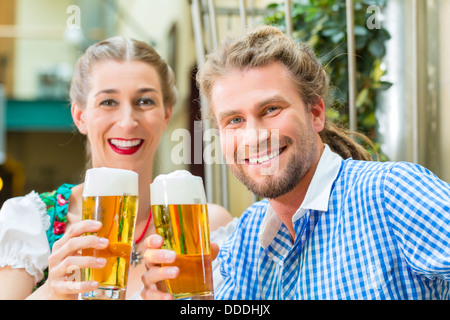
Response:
268,143,324,240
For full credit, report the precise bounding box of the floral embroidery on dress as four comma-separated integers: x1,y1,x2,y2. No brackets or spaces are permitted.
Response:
39,184,74,250
33,184,75,291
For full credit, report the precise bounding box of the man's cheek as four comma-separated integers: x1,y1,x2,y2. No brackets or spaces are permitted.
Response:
220,130,238,165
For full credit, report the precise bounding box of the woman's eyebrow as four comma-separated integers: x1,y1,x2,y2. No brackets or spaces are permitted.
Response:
94,88,118,97
94,87,159,97
137,87,159,94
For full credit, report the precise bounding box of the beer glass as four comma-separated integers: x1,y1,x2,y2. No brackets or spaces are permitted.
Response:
81,167,138,300
151,170,214,300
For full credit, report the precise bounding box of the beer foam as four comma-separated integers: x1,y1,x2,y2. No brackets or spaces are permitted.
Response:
150,170,206,205
83,167,138,196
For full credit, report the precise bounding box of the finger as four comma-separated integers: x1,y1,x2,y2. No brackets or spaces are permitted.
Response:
65,219,103,238
145,234,164,249
64,256,107,272
50,279,100,295
143,248,177,268
48,256,107,295
141,264,179,286
141,251,179,301
49,256,107,281
211,242,219,260
140,284,174,300
53,220,102,251
48,235,109,269
64,235,109,255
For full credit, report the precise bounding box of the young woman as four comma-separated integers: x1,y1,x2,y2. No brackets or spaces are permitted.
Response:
0,37,235,300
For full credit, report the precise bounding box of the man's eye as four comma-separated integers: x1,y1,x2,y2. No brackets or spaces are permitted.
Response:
100,99,117,107
229,117,242,124
266,106,279,114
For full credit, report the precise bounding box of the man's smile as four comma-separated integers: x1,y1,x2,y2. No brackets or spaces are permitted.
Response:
247,146,287,165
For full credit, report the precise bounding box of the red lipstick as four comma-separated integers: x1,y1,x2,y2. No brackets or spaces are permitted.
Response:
108,139,143,155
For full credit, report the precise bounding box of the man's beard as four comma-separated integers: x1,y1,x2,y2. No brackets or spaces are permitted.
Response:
229,129,318,199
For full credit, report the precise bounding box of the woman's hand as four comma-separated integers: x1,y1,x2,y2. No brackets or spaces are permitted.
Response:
140,234,219,300
30,220,109,300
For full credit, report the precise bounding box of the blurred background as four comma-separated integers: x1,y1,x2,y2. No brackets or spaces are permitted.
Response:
0,0,448,217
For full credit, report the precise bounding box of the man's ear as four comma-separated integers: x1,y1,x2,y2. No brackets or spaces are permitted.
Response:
310,98,326,133
71,103,87,134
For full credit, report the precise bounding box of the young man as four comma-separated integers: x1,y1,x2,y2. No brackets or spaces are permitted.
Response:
142,26,450,300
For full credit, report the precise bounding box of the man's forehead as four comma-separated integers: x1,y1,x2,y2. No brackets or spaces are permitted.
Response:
210,66,298,115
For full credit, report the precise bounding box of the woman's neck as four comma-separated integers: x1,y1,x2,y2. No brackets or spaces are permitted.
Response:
137,170,153,225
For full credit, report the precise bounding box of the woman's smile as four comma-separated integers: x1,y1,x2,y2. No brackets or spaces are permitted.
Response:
108,138,144,155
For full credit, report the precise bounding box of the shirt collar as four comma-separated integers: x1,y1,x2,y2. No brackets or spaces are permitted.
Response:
296,144,343,213
259,144,343,248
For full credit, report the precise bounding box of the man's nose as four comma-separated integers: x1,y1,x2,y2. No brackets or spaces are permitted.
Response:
243,127,270,149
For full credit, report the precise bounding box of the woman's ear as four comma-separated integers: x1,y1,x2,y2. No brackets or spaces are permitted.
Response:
71,103,87,134
163,107,173,130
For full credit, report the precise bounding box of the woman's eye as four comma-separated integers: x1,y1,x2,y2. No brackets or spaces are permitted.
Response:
136,98,155,106
100,99,117,107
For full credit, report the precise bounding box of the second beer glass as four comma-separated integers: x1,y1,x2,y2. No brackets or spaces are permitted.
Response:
151,170,214,300
81,167,138,300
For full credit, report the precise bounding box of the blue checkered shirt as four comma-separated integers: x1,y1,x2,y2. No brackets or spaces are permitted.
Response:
216,147,450,299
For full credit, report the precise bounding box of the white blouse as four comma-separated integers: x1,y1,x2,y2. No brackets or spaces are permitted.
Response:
0,192,51,283
0,191,237,296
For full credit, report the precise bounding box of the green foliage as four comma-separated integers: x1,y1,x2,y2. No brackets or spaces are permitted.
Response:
265,0,391,161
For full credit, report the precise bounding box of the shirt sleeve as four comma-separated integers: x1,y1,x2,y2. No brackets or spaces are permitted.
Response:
0,191,51,284
214,203,267,300
214,226,240,300
384,162,450,281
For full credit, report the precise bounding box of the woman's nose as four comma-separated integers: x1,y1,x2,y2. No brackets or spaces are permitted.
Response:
117,105,138,129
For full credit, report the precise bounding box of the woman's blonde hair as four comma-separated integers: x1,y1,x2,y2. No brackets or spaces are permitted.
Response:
197,25,372,161
70,36,177,109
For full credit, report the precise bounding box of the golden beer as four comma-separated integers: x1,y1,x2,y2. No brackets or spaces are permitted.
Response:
81,168,138,300
82,195,138,299
152,203,213,299
151,170,213,300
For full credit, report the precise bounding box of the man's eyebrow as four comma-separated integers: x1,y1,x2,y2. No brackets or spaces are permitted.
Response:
255,95,286,109
216,95,288,121
217,110,241,121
